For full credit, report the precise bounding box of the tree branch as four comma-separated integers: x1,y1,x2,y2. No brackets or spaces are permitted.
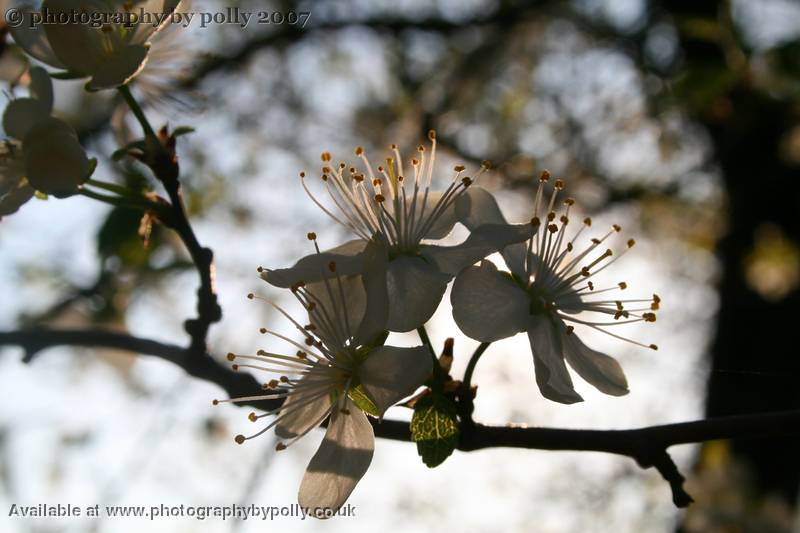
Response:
2,327,800,507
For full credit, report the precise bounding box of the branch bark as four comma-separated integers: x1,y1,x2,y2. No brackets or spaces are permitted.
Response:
2,327,800,508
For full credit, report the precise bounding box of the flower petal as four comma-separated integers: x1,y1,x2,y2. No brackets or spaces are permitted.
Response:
42,0,104,75
418,191,459,240
563,332,629,396
274,371,334,439
3,98,50,140
298,399,374,513
527,316,583,404
359,345,431,416
385,255,450,332
455,186,527,277
28,67,54,114
451,260,530,342
8,7,65,69
421,222,533,276
0,182,35,217
354,238,389,345
261,239,367,288
305,275,365,351
23,118,89,198
86,44,150,90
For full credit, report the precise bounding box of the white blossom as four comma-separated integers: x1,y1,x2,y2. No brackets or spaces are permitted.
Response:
216,237,431,513
451,173,659,404
261,131,533,332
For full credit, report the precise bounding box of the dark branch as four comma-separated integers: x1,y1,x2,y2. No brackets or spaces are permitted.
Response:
3,327,800,507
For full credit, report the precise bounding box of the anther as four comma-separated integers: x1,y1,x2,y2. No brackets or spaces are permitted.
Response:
321,152,331,162
650,344,658,351
560,215,569,224
454,165,466,172
481,160,491,169
227,353,236,361
643,312,657,323
531,217,541,226
269,379,279,388
279,376,289,383
554,179,564,190
260,328,267,334
328,261,336,272
276,442,287,451
248,412,258,422
307,232,317,241
391,144,397,149
540,170,550,182
375,194,385,203
547,211,556,221
548,224,558,234
618,282,627,290
613,224,622,232
355,146,364,156
235,435,246,444
564,198,575,206
584,217,592,226
299,171,306,178
462,177,473,187
588,281,594,290
627,239,636,248
428,130,436,140
565,326,575,335
231,364,239,371
212,399,219,405
247,293,254,300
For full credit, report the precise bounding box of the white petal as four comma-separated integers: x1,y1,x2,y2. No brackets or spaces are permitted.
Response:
8,8,65,69
261,239,367,288
3,98,50,140
527,316,583,404
0,182,35,217
417,191,459,240
274,371,334,439
86,44,150,90
298,399,374,513
305,274,365,347
563,331,628,396
28,67,53,114
354,238,389,345
42,0,104,75
454,187,527,277
421,222,533,276
23,118,89,197
359,345,431,416
385,255,450,332
455,186,509,226
451,260,530,342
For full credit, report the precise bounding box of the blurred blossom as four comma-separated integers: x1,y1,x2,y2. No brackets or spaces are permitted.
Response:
10,0,182,90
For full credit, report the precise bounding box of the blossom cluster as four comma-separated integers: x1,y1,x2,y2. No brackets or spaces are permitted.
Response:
218,132,659,515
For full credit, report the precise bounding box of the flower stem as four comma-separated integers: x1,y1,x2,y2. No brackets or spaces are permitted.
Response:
417,325,444,392
117,84,157,141
78,187,160,212
86,178,139,198
463,342,491,390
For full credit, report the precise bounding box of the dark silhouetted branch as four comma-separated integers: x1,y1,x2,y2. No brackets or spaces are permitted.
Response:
2,327,800,507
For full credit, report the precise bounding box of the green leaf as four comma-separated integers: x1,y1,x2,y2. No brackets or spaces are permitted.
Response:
172,126,196,137
411,394,459,468
348,384,380,417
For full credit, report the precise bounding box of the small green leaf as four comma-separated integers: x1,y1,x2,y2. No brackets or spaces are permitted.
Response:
411,394,459,467
348,384,380,417
172,126,196,137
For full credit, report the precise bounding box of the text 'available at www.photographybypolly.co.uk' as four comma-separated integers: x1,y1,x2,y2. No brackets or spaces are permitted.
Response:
7,502,356,521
